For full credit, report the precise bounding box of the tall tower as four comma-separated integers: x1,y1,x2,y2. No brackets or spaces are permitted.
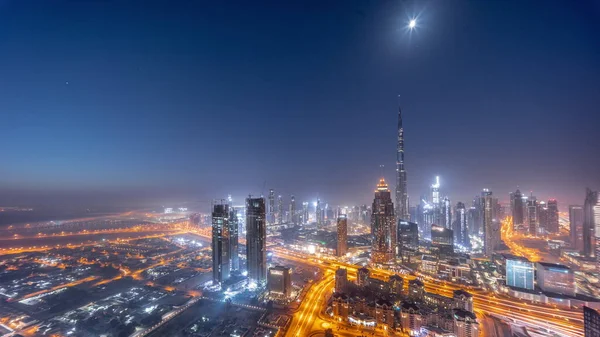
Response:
513,189,525,226
268,189,275,226
396,105,409,221
212,201,231,285
442,196,452,229
302,202,309,225
371,178,397,264
336,215,348,257
229,206,239,272
481,189,496,257
277,195,283,224
547,199,559,234
431,176,441,225
289,195,296,224
569,205,584,251
316,198,322,227
246,196,267,284
584,189,599,259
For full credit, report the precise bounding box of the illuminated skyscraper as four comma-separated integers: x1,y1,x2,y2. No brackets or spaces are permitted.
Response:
547,199,559,234
512,189,525,226
527,197,538,235
371,178,396,264
316,198,323,226
395,105,409,221
289,195,296,224
268,189,275,225
569,205,584,251
482,189,497,256
302,201,309,224
336,215,348,257
212,201,231,285
431,176,441,225
229,206,239,271
454,202,468,247
246,196,267,284
442,196,452,229
584,189,599,260
277,195,283,224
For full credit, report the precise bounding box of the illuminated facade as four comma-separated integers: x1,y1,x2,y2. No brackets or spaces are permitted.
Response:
584,189,599,259
535,262,575,296
267,265,291,297
481,189,496,256
431,225,454,256
442,196,452,229
302,201,309,224
453,309,479,337
212,201,231,285
453,202,468,247
336,215,348,257
229,206,239,272
277,194,283,224
246,196,267,284
527,197,538,235
396,105,409,221
431,176,441,225
506,256,534,290
371,178,397,264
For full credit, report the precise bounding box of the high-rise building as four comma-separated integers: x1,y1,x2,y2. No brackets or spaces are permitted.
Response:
526,197,538,235
335,268,348,293
398,220,419,250
316,198,323,227
246,196,267,284
453,309,479,337
302,201,309,224
431,176,441,225
584,306,600,337
454,202,468,248
267,266,292,298
371,178,397,264
505,255,534,290
584,189,600,261
336,215,348,257
569,205,584,251
229,206,239,272
482,189,497,256
547,199,559,234
512,189,525,226
277,195,283,224
442,196,452,229
431,224,454,256
453,290,474,312
357,267,370,287
268,189,275,226
395,104,409,221
289,195,297,224
212,201,231,285
538,201,548,234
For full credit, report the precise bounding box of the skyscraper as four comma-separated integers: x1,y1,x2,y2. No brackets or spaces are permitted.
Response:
371,178,396,264
277,194,283,224
442,196,452,229
526,197,538,235
336,215,348,257
584,189,599,260
431,176,441,225
229,206,239,272
512,189,525,226
569,205,584,251
482,189,496,256
547,199,559,234
584,306,600,337
246,196,267,284
454,202,469,247
395,105,409,221
289,195,297,224
268,189,275,226
302,201,309,224
316,198,323,227
212,201,231,285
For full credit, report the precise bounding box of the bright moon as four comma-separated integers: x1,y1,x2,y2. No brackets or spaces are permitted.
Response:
409,19,416,29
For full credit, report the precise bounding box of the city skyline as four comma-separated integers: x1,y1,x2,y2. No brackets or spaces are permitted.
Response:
1,1,599,209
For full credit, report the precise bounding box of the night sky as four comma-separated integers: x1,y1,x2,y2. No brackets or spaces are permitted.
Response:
1,0,599,209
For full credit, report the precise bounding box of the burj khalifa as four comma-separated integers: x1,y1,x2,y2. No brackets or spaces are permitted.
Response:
396,105,409,221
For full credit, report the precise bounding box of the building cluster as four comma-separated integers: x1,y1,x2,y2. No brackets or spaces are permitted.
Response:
330,267,479,336
510,189,560,235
